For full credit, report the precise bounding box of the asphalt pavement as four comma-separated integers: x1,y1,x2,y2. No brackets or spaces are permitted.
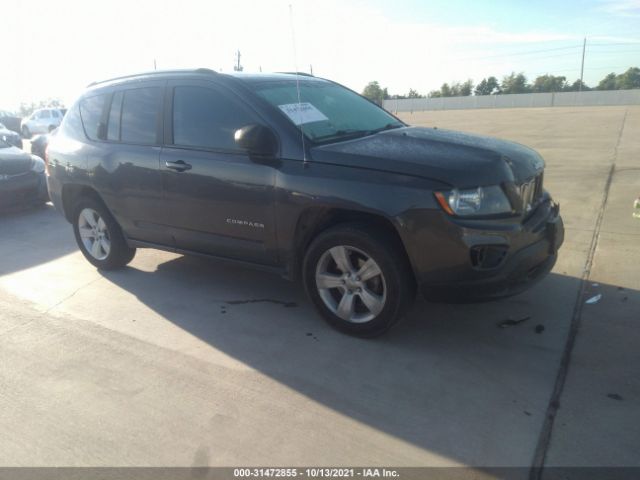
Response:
0,106,638,476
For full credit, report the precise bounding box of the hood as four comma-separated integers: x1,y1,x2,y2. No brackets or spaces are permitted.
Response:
0,145,33,175
0,126,19,138
311,126,545,187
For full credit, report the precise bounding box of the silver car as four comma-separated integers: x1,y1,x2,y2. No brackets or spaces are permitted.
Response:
20,108,66,138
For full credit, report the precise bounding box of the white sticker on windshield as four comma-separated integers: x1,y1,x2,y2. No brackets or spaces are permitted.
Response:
278,102,328,125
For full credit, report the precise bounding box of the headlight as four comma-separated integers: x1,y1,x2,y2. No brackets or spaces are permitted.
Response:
30,155,46,173
435,185,513,217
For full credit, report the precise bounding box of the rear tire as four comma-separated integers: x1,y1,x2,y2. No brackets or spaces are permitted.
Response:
21,125,31,139
303,223,415,337
72,197,136,269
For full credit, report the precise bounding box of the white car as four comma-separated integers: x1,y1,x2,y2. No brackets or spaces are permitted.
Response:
21,108,66,138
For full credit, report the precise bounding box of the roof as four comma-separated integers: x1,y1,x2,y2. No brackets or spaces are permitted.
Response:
86,69,324,89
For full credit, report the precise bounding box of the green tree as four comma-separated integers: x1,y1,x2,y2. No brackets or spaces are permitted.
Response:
474,77,500,95
449,82,462,96
597,73,618,90
459,79,474,96
428,90,442,98
565,79,591,92
616,67,640,89
532,74,567,93
18,98,65,118
407,88,423,98
501,72,530,94
440,83,453,97
362,81,386,104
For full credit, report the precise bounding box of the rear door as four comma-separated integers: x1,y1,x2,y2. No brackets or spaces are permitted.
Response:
160,79,278,264
88,82,171,245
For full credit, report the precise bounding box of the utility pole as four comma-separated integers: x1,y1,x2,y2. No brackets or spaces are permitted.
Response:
579,37,586,92
310,64,313,75
234,50,243,72
153,59,157,71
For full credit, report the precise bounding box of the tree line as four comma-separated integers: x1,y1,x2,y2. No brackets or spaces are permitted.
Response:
362,67,640,103
17,98,65,118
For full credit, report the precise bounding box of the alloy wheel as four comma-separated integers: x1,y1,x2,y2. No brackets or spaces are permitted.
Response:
315,245,387,323
78,208,111,260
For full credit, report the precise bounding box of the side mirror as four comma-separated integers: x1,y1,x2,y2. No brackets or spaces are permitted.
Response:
234,124,278,158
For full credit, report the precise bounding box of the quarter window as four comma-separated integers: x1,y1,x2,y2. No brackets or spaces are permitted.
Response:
172,86,257,150
120,87,161,144
60,103,84,141
79,95,108,141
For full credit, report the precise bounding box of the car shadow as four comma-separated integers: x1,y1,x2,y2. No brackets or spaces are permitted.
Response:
96,251,619,468
0,203,77,276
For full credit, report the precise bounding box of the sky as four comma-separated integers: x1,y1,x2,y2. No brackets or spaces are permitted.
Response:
3,0,640,111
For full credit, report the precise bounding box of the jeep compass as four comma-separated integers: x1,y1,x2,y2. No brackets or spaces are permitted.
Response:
46,69,564,336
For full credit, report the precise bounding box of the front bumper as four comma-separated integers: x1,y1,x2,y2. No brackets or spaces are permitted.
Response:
416,199,564,302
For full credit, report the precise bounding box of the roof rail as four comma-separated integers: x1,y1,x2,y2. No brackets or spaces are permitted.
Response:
86,68,217,88
276,71,315,77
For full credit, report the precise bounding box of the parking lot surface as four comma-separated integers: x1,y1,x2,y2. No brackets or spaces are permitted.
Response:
1,106,638,474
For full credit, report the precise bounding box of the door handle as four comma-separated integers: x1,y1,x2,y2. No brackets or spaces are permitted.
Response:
165,160,192,172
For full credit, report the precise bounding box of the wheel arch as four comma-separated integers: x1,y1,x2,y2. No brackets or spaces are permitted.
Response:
290,206,415,284
61,184,108,223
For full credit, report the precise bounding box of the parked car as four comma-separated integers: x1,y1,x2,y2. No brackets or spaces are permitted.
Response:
30,133,50,159
0,138,48,209
47,69,564,336
20,108,65,138
0,123,23,149
0,110,22,134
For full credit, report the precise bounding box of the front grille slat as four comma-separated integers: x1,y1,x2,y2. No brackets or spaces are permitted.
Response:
519,173,543,215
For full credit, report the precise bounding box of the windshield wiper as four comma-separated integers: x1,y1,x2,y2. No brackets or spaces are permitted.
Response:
366,122,404,134
313,123,404,143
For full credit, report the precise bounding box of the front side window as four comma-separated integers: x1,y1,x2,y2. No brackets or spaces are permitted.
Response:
172,86,257,150
249,79,403,144
41,110,51,119
120,87,161,144
79,94,107,141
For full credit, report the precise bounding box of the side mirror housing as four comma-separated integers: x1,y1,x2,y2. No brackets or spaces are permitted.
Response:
234,124,278,158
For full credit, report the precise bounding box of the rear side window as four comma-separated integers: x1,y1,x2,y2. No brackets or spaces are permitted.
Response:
120,87,161,144
172,86,257,150
80,94,107,141
40,110,51,119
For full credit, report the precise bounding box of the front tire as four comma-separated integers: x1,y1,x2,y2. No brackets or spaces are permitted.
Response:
303,224,415,337
72,197,136,269
21,125,31,139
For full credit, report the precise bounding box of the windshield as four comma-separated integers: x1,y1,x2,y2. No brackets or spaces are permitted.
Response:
250,79,404,144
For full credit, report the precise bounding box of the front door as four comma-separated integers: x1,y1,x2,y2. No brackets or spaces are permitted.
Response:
160,80,278,265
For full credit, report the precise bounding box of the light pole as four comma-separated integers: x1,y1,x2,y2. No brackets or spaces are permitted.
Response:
579,37,586,92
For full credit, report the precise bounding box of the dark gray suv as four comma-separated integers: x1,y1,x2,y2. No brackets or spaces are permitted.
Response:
46,69,564,336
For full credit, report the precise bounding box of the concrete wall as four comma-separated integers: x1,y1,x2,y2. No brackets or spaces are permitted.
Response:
383,89,640,112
